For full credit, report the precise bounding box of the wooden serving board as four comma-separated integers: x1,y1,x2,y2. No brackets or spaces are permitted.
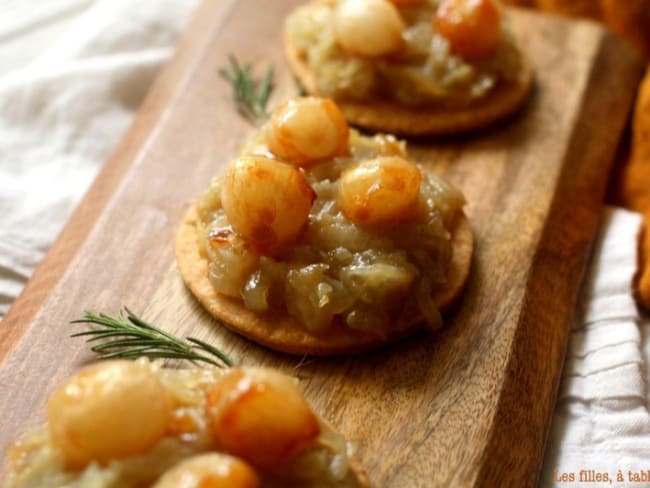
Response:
0,1,644,486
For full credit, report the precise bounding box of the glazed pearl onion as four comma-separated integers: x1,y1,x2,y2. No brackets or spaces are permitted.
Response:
434,0,501,59
266,97,349,166
205,368,321,469
334,0,406,57
221,156,315,253
338,156,422,226
153,453,260,488
47,360,170,468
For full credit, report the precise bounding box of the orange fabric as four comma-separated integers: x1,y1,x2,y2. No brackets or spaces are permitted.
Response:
502,0,650,309
617,70,650,212
640,213,650,308
620,70,650,309
600,0,650,59
502,0,650,57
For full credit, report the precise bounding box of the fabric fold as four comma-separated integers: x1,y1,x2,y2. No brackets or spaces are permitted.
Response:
542,208,650,488
0,0,197,318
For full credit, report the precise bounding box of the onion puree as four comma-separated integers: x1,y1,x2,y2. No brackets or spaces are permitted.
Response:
285,0,523,107
5,362,359,488
196,130,465,336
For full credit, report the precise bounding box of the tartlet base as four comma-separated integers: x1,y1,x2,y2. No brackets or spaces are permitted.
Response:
285,19,534,137
175,205,473,356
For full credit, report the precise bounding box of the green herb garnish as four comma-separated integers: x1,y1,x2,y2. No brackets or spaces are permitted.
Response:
219,54,275,125
71,308,234,367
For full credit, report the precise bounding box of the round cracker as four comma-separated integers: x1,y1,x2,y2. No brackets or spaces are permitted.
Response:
175,205,473,356
284,11,534,137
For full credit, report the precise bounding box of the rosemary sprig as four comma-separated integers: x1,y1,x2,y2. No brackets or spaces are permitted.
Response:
71,308,235,368
219,54,275,125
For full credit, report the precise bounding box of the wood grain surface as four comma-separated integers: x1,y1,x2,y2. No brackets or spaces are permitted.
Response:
0,1,644,486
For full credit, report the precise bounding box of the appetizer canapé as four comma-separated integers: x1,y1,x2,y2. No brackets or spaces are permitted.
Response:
4,360,367,487
176,97,473,355
285,0,533,135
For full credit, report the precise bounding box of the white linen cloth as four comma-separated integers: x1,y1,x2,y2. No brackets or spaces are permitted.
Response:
0,2,649,486
0,0,197,316
541,208,650,488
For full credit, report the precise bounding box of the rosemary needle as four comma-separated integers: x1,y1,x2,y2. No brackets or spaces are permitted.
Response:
219,54,275,125
71,308,235,368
